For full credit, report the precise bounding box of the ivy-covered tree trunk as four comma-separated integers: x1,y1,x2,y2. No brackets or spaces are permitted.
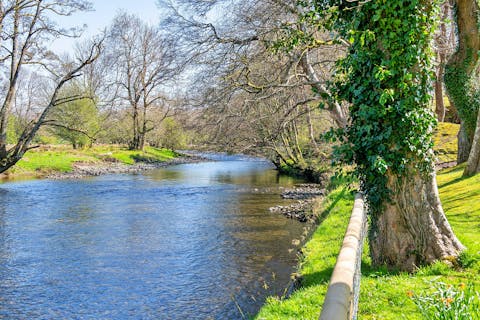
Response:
464,108,480,175
457,121,472,163
322,0,464,271
433,1,450,122
444,0,480,164
434,74,445,122
371,170,464,270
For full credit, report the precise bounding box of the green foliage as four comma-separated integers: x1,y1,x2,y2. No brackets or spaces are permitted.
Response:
48,88,100,149
257,124,480,319
458,250,479,269
410,282,480,320
154,118,187,150
6,115,19,144
313,1,439,220
444,51,480,139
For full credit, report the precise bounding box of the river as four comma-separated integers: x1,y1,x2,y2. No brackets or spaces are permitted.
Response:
0,154,307,319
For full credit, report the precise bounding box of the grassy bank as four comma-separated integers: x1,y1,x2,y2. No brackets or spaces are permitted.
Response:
433,122,459,163
359,165,480,319
256,186,355,319
1,145,178,178
257,123,480,319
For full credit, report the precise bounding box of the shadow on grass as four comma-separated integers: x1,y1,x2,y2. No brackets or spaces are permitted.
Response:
437,165,468,189
294,188,353,291
314,187,349,225
298,267,335,289
360,261,402,278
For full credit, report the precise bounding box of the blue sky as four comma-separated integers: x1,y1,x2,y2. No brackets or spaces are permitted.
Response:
51,0,161,54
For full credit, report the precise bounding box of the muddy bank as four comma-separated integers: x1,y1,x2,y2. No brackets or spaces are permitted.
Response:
47,155,205,180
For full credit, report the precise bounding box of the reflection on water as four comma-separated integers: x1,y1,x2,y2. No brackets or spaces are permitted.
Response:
0,155,306,319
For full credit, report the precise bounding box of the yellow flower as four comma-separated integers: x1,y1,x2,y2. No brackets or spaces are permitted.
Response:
441,297,454,307
406,290,414,298
459,283,466,290
445,297,454,306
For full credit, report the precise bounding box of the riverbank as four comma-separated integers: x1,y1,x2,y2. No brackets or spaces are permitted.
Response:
256,182,355,319
256,122,480,319
257,165,480,319
0,145,204,180
358,164,480,319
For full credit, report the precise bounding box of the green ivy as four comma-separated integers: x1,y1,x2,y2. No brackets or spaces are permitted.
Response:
444,51,480,139
311,1,439,223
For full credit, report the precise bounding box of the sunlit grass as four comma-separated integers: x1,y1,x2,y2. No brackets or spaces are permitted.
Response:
257,122,479,319
359,165,480,319
433,122,459,163
8,145,179,176
255,187,355,319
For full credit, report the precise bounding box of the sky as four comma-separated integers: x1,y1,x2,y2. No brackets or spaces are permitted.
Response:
51,0,162,55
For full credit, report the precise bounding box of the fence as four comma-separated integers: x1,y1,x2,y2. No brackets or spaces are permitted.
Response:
319,193,367,320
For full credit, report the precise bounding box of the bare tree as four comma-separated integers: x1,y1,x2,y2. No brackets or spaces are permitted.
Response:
0,0,103,174
104,13,180,150
159,0,347,171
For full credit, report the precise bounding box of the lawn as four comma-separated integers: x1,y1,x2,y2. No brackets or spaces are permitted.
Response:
256,187,355,319
4,145,179,177
433,122,459,163
359,164,480,319
256,124,480,319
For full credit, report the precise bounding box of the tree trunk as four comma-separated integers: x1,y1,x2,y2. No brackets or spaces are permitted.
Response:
444,0,480,160
464,108,480,175
435,70,445,122
370,169,464,271
138,132,145,151
130,105,141,150
457,121,472,163
299,52,348,128
138,103,148,151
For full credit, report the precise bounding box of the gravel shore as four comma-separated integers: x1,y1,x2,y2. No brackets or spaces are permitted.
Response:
270,184,325,222
47,155,205,180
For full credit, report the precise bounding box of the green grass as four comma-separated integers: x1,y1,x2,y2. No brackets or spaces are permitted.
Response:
6,145,179,177
257,123,479,319
433,122,460,163
15,147,98,173
255,187,355,319
108,146,178,164
359,165,480,319
257,167,480,319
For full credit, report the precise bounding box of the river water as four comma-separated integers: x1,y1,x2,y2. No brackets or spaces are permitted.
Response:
0,154,307,319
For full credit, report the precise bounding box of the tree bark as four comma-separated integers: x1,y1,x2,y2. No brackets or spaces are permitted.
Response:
434,75,445,122
444,0,480,160
370,169,464,271
138,132,145,151
299,52,348,128
464,107,480,175
130,104,141,150
457,121,472,163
